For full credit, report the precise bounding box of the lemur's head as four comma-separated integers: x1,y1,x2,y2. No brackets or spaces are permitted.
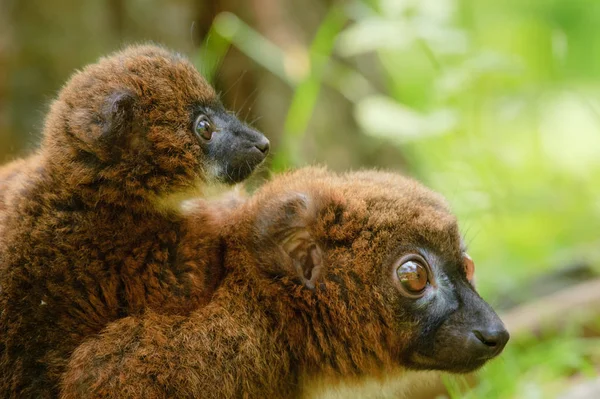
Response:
232,167,508,376
43,44,269,202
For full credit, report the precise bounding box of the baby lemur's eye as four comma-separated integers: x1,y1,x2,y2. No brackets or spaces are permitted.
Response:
194,114,216,141
393,255,430,298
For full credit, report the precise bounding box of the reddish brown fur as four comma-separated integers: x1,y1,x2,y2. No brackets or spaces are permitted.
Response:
61,167,465,399
0,156,42,235
0,45,246,397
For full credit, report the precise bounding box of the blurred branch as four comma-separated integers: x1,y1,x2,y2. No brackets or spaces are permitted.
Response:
192,0,223,83
559,378,600,399
195,19,233,84
211,11,376,98
273,5,347,170
502,278,600,337
213,12,293,85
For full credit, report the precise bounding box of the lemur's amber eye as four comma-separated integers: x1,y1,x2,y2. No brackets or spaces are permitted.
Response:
463,253,475,282
194,114,215,141
394,255,430,298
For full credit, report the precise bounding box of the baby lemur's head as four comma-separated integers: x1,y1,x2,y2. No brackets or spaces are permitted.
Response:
233,167,508,375
42,44,269,200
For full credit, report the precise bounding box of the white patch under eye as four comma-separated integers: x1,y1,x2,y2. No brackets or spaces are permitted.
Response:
207,162,222,181
432,274,454,309
414,271,454,311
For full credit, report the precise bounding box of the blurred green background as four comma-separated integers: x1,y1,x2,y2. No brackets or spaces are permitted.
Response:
2,0,600,397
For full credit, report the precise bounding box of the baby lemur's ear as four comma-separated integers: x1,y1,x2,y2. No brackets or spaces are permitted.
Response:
256,193,324,290
67,89,138,159
100,90,138,142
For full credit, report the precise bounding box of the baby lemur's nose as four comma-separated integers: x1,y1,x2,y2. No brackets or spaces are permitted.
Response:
254,136,270,154
472,327,510,356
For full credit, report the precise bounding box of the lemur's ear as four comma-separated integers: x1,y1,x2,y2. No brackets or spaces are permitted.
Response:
463,253,476,287
67,89,138,160
280,229,323,290
256,193,324,289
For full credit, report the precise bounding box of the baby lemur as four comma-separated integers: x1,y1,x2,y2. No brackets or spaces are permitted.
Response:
0,44,269,398
61,167,509,399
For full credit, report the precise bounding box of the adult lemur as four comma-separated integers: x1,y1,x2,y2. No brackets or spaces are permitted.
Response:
61,167,509,399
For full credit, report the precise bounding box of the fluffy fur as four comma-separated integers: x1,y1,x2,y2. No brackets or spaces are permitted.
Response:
60,167,507,399
0,44,266,397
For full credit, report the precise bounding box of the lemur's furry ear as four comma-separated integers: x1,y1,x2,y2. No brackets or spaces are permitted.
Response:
67,89,137,156
464,253,476,288
100,90,137,141
256,193,323,289
281,229,323,290
66,89,138,161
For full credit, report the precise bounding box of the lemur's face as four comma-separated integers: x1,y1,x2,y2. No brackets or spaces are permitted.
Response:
51,45,269,194
387,248,508,373
330,174,510,373
126,49,269,186
243,169,508,375
190,103,269,184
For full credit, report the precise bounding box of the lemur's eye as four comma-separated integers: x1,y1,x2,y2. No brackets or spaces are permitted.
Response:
194,114,215,141
463,253,475,283
394,255,430,298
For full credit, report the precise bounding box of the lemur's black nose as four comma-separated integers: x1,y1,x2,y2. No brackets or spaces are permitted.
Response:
471,327,510,357
254,136,270,154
